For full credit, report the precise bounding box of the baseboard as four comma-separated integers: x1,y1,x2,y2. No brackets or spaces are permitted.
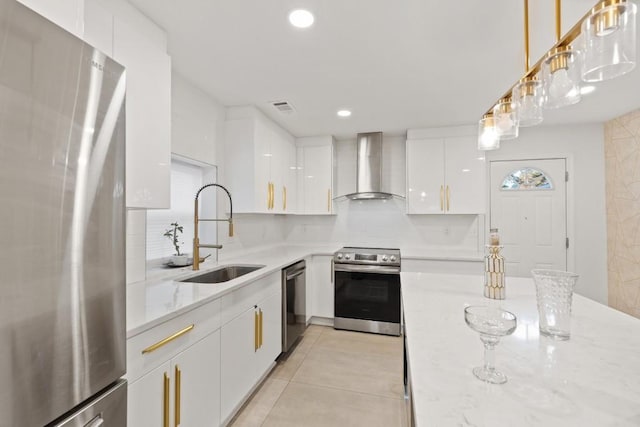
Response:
308,316,334,327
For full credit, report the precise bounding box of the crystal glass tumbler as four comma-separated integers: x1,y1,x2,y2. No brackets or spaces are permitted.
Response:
531,269,579,340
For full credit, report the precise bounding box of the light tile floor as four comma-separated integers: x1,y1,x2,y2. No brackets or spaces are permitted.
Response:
229,325,405,427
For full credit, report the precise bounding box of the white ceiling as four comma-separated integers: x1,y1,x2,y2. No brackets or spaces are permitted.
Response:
128,0,640,139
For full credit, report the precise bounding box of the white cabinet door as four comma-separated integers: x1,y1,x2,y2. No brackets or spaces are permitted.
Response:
406,137,486,214
113,18,171,208
83,0,112,56
17,0,84,37
220,307,256,422
301,145,333,214
172,330,221,427
252,119,272,213
256,290,282,377
310,255,334,319
128,361,171,427
444,136,486,214
406,139,445,214
283,141,298,213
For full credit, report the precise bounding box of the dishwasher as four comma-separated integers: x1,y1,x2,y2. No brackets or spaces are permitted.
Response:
282,260,306,352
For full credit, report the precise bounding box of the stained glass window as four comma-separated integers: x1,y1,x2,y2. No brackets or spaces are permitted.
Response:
501,167,553,190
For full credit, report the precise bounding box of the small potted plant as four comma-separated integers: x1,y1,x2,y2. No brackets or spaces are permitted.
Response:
164,222,188,266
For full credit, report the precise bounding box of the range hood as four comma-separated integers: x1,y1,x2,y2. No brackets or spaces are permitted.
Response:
345,132,397,200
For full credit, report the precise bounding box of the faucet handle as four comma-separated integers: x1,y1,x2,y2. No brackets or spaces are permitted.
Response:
229,220,234,237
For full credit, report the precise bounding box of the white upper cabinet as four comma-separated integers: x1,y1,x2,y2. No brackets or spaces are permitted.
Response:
17,0,84,37
406,130,485,214
224,106,296,214
113,16,171,208
83,0,112,56
296,136,335,215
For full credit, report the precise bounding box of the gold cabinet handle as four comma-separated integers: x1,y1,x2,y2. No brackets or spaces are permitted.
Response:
446,185,450,212
175,365,182,426
440,185,444,211
267,182,271,210
327,189,331,212
142,324,194,354
254,309,259,352
163,373,170,427
259,308,263,348
271,183,275,209
283,186,287,211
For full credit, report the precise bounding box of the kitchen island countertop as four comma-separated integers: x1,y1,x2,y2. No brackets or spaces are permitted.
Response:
401,272,640,427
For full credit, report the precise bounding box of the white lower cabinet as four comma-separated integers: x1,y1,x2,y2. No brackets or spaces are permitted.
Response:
173,330,221,427
128,273,283,426
127,330,221,427
220,282,282,423
310,255,334,319
128,361,170,427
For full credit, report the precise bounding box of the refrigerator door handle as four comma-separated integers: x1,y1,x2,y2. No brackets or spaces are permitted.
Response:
84,415,104,427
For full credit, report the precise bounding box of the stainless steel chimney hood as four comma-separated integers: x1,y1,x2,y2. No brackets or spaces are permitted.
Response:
345,132,397,200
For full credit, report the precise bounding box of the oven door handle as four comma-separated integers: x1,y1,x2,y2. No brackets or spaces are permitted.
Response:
334,264,400,274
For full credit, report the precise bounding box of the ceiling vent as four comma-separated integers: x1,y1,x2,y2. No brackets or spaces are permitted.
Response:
270,100,296,115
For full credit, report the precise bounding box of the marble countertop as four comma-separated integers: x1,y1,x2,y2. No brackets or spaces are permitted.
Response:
126,244,339,338
401,272,640,427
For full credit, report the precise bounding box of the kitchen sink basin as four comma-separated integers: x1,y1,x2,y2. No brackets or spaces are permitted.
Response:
180,264,265,284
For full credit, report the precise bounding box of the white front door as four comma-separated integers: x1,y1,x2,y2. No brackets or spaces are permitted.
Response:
490,159,567,276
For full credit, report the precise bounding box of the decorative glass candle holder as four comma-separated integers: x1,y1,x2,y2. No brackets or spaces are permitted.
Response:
484,245,505,299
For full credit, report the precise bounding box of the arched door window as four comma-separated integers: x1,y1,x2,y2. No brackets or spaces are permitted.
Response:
501,167,553,190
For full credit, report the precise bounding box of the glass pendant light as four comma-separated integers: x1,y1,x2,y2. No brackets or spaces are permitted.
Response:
542,1,581,109
543,46,582,108
582,0,637,82
478,114,500,151
492,98,519,140
513,76,544,127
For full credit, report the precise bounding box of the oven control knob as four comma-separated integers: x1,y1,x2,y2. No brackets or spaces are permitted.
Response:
382,255,388,262
390,255,397,262
345,254,351,260
337,253,343,260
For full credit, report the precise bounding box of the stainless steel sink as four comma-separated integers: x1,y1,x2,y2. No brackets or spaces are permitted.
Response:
180,265,265,284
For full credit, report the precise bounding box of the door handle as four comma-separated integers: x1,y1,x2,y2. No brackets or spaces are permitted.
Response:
254,309,259,352
446,185,450,212
440,185,444,211
259,308,263,348
175,365,182,426
283,186,287,211
327,189,331,212
84,415,104,427
163,373,170,427
331,259,334,283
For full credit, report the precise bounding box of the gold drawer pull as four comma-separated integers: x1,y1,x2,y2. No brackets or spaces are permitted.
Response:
142,324,195,354
446,185,450,211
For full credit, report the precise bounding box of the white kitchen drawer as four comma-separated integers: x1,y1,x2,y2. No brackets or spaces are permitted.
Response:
126,298,221,383
220,272,280,325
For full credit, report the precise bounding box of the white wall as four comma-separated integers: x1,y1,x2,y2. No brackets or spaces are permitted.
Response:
486,123,607,304
284,198,481,251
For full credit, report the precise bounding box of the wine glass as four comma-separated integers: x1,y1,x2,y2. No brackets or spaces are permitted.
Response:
464,305,517,384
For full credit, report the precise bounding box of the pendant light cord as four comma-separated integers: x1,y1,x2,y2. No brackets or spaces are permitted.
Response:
524,0,530,71
556,0,562,42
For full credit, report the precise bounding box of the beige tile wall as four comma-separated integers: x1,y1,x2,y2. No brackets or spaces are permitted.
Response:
605,109,640,319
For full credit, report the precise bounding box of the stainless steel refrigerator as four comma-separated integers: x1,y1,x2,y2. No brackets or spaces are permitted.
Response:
0,1,127,425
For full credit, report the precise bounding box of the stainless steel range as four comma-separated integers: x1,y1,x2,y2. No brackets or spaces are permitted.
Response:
333,247,401,336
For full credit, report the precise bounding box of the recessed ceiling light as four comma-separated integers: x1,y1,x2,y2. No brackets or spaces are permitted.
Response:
580,85,596,95
337,109,352,117
289,9,314,28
